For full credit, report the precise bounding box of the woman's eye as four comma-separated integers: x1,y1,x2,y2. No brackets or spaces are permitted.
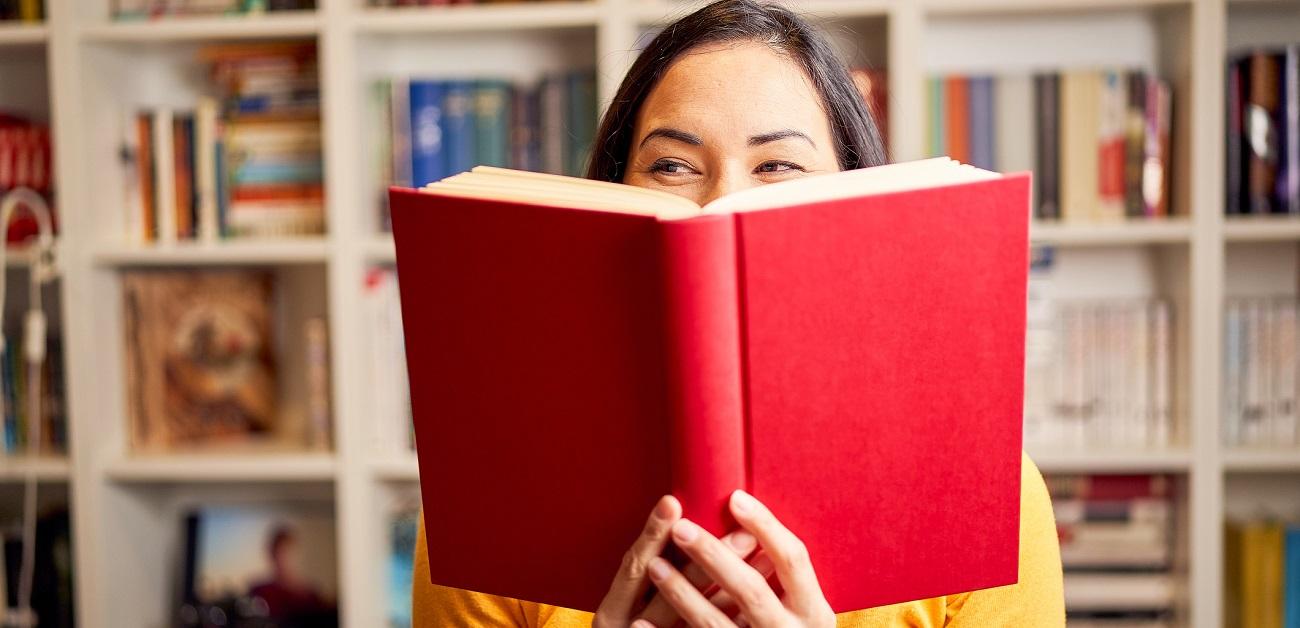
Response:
756,161,803,174
649,159,693,175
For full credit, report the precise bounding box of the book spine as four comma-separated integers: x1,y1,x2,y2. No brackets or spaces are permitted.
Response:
1145,78,1172,217
153,108,177,244
1036,73,1061,220
1287,46,1299,214
443,80,476,176
474,80,511,169
927,75,945,158
1285,527,1300,628
1247,52,1281,214
945,75,970,164
1125,71,1147,218
1098,70,1127,221
968,75,996,170
660,215,747,536
196,98,219,243
409,80,446,186
565,70,596,177
1228,58,1244,216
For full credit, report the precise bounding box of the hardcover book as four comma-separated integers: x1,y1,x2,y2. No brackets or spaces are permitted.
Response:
390,157,1030,613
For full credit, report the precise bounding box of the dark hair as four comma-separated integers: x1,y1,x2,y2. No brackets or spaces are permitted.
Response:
585,0,888,182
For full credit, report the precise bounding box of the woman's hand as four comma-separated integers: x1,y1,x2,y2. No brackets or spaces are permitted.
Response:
592,491,835,628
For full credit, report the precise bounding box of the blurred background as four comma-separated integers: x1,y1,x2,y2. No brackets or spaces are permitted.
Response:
0,0,1298,626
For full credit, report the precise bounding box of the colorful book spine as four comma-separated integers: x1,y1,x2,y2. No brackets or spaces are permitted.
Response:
967,75,996,171
1286,526,1300,628
409,80,447,187
442,80,477,176
474,79,512,169
945,76,970,165
1036,73,1061,220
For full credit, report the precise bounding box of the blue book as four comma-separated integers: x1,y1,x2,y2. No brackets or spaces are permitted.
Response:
968,76,996,170
409,80,447,187
1287,526,1300,628
443,80,477,176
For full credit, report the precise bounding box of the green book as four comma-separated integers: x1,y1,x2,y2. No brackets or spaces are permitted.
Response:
564,70,597,177
928,76,946,158
474,80,512,169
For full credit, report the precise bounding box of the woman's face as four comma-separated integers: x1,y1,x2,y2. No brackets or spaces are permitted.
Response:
623,40,842,206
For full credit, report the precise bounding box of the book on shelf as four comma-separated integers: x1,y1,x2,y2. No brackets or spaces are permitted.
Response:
389,157,1029,612
1047,474,1175,626
0,114,57,244
121,269,331,453
111,0,312,21
1023,248,1174,451
120,42,323,244
1224,520,1300,628
362,267,412,454
176,502,337,628
1226,47,1300,216
371,69,597,230
930,70,1171,222
386,487,420,628
0,334,66,457
1223,297,1300,449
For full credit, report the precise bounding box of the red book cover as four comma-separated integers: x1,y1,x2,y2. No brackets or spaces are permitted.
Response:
390,165,1029,614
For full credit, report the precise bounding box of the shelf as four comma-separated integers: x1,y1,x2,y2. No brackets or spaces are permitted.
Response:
79,12,320,42
1222,449,1300,473
635,0,889,24
1029,448,1192,474
0,456,70,481
354,2,599,33
104,452,336,482
0,22,47,46
1223,215,1300,242
362,235,396,264
1030,219,1192,246
369,454,419,481
923,0,1190,16
91,239,330,266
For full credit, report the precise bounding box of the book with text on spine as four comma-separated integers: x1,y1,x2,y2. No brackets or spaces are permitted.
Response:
390,157,1031,614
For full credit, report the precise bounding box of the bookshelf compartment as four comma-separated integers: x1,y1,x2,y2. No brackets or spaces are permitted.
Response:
78,37,328,247
78,12,322,42
91,481,336,627
351,27,597,235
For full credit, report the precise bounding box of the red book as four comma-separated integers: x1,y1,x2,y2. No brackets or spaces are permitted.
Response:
390,158,1029,614
945,76,971,164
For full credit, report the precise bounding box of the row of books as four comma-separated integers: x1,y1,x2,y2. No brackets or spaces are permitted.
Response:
122,42,324,243
123,270,331,453
0,507,74,628
1049,474,1176,628
1224,519,1300,628
0,114,57,244
1223,298,1300,448
363,267,413,454
112,0,311,20
372,70,596,228
928,70,1172,222
0,0,39,21
1,335,66,456
1226,47,1300,215
1023,287,1174,450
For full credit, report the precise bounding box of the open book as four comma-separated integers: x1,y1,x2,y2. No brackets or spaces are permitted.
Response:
390,158,1030,613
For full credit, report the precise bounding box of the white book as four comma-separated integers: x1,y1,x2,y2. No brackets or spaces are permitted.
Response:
195,97,220,243
121,109,145,244
1224,301,1243,446
1064,572,1176,611
152,108,177,245
1150,300,1171,448
1272,299,1297,446
1131,301,1151,447
1243,300,1263,446
995,74,1036,175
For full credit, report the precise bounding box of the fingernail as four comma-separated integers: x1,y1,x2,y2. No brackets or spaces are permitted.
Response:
726,530,756,553
732,490,757,514
647,556,671,581
672,519,699,544
654,495,674,520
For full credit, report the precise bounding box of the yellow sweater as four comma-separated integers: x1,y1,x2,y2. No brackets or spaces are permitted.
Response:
413,452,1064,627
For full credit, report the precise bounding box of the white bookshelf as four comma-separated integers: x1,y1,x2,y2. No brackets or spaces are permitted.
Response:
0,0,1290,625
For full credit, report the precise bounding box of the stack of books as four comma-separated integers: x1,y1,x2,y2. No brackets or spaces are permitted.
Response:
1025,250,1173,451
1223,298,1300,448
121,41,324,244
371,69,596,229
0,114,56,244
361,267,412,454
0,335,66,457
928,70,1172,222
1050,474,1176,628
1226,47,1300,216
1224,520,1300,628
111,0,313,20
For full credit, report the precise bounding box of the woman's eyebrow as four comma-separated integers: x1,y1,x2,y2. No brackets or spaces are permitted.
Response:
638,127,703,149
748,129,815,147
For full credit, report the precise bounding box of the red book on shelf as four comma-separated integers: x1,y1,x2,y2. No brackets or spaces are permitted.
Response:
945,76,971,165
390,158,1029,614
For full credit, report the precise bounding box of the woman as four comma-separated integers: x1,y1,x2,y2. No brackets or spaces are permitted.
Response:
414,0,1065,625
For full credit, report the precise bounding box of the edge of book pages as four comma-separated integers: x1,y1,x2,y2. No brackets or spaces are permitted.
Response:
417,156,1003,220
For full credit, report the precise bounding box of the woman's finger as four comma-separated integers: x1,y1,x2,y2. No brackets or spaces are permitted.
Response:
596,495,682,623
728,490,828,616
645,556,736,628
669,519,786,623
637,529,757,626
